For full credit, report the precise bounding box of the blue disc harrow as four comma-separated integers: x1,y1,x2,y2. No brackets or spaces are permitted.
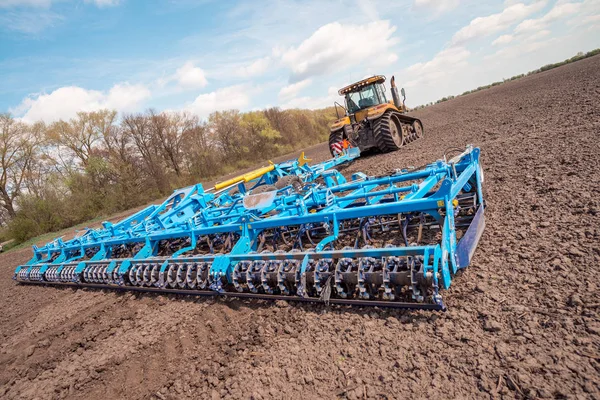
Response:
14,146,485,310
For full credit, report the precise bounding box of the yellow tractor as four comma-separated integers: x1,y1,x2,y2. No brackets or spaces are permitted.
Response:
329,75,423,156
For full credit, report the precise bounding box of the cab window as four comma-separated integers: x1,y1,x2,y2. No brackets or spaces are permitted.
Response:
376,84,387,103
345,85,378,113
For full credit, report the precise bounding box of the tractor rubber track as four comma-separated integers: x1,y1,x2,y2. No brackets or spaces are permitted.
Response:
373,111,423,152
373,111,402,152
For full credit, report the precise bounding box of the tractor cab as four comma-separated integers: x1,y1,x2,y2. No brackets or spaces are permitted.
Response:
339,75,388,116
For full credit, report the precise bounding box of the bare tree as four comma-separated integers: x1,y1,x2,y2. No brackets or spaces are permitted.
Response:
122,112,170,193
181,116,217,178
148,110,189,178
46,111,103,167
209,110,242,159
0,114,43,217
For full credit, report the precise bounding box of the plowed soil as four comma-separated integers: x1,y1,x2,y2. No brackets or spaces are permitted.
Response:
1,55,599,400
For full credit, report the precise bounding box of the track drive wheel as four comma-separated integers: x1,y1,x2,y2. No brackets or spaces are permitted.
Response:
412,119,424,139
373,112,402,153
328,129,344,157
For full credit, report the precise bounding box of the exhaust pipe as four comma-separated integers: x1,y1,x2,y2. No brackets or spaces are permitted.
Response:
390,76,403,110
390,76,401,108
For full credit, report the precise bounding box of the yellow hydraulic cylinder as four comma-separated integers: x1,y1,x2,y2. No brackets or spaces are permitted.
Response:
214,164,275,191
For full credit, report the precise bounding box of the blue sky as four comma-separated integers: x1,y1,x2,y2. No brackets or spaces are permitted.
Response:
1,0,599,123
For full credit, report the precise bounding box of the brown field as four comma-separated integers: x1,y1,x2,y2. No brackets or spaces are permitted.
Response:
1,55,599,399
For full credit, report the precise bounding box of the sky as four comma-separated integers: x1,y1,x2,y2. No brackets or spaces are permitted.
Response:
1,0,599,123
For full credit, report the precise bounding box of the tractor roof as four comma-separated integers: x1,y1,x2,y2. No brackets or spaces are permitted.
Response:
338,75,386,95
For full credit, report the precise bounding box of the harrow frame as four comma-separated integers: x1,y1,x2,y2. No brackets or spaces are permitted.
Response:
15,146,485,310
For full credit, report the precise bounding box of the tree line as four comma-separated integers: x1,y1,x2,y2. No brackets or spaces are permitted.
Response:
0,107,337,243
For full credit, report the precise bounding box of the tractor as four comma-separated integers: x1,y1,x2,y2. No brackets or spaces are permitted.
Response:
329,75,423,156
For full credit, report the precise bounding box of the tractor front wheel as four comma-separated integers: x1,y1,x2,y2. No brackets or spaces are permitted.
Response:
328,129,344,157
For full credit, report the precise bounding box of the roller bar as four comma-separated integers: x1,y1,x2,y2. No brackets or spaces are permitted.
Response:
15,280,446,311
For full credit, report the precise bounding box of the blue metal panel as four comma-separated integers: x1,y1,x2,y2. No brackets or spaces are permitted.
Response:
456,205,486,269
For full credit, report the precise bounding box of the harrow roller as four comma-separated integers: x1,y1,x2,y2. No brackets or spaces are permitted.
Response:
14,146,485,310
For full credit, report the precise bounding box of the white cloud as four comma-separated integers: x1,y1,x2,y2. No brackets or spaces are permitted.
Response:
104,83,151,111
13,83,151,123
485,35,556,60
280,86,339,110
485,0,598,63
175,62,208,89
515,1,582,33
492,34,514,46
281,96,320,110
404,46,471,88
580,13,600,25
414,0,460,14
236,57,270,78
279,79,312,100
84,0,120,6
527,29,551,41
452,1,547,44
490,1,590,52
279,20,398,82
566,0,600,27
411,16,599,107
185,85,250,118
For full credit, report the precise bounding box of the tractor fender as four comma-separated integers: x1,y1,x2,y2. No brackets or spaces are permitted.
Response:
330,116,351,132
366,103,400,121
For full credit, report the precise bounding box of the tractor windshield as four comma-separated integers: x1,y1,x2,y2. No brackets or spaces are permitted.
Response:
345,83,387,113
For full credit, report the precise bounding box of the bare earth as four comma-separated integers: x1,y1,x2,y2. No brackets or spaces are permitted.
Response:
1,55,599,400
